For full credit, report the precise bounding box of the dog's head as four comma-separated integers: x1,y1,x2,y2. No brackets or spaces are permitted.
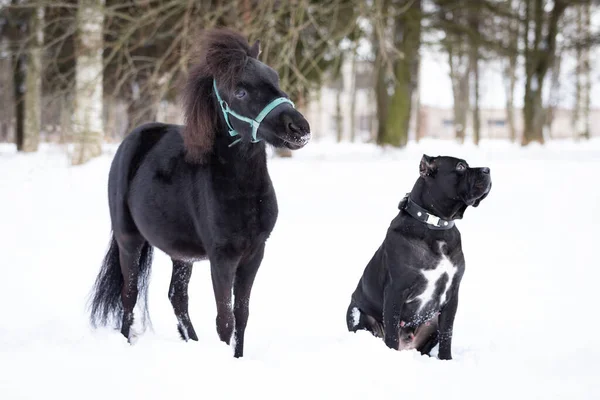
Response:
418,154,492,219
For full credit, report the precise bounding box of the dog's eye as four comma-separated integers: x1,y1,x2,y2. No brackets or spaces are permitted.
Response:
234,89,247,99
456,163,466,172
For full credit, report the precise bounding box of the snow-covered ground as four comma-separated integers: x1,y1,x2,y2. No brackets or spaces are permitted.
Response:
1,138,599,399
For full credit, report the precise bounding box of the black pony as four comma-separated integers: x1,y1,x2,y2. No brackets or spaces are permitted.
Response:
89,28,311,358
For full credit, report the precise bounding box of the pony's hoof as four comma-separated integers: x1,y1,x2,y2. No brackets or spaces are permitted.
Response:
177,322,198,342
121,326,130,341
121,324,139,345
127,332,139,345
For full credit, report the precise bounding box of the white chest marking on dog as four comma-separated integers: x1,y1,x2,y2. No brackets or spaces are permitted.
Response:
415,254,457,312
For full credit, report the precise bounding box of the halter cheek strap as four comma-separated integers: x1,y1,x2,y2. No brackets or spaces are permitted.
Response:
213,79,295,147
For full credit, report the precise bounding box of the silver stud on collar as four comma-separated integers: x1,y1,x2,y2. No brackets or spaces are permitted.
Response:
417,211,422,217
444,221,448,226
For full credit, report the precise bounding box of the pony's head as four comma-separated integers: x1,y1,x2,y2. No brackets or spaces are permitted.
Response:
182,28,311,163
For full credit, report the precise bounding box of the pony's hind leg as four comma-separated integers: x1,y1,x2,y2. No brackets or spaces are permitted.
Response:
118,235,147,342
169,260,198,341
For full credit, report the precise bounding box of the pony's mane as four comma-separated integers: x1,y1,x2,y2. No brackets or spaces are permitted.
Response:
181,28,254,163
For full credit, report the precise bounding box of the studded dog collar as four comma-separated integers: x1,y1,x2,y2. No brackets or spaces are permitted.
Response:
399,193,455,230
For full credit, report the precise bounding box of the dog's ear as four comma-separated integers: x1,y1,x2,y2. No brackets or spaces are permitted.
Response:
419,155,437,178
249,40,261,59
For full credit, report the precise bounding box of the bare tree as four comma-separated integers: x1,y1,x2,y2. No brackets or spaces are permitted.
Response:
372,0,391,146
71,0,104,165
545,50,562,138
502,0,520,142
437,2,470,143
468,2,481,145
3,1,43,152
382,0,421,147
572,0,592,140
23,5,43,152
446,44,470,143
349,41,358,142
0,40,12,142
522,0,568,146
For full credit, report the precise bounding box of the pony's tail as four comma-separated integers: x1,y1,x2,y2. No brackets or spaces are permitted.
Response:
88,232,154,329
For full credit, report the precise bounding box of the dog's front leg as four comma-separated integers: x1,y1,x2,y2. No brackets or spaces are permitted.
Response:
383,286,408,350
438,292,459,360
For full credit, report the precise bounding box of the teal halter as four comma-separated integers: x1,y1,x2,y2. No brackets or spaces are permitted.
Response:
213,79,295,147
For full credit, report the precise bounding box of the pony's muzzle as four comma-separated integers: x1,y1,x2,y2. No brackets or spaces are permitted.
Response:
282,113,311,147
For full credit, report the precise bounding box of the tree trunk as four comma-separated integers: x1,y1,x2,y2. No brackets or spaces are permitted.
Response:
11,5,43,152
503,0,519,142
471,53,481,145
374,0,390,146
374,50,388,145
447,42,469,144
468,7,480,145
441,5,469,144
367,84,378,142
414,59,422,143
349,45,358,143
60,93,73,144
455,74,469,143
382,0,421,147
504,56,517,142
13,53,25,151
545,52,562,139
572,1,591,140
72,0,105,165
22,7,43,152
0,40,11,142
581,0,591,140
104,95,118,142
505,78,516,142
523,81,544,146
335,85,343,143
471,59,480,145
522,0,568,146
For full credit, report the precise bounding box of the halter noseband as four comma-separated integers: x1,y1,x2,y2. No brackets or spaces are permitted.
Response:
213,79,295,147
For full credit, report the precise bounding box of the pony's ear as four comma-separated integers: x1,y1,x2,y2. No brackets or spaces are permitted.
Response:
419,154,437,178
249,40,261,59
181,66,217,164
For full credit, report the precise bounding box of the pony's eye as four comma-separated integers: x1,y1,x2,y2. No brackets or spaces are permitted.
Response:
234,89,247,99
456,163,466,171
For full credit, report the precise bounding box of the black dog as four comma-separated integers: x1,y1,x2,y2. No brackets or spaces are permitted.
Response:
346,155,491,360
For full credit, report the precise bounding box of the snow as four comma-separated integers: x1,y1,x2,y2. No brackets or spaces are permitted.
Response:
1,138,600,399
350,307,361,328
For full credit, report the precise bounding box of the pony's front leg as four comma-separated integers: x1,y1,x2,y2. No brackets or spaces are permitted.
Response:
232,244,265,358
169,260,198,341
210,253,240,345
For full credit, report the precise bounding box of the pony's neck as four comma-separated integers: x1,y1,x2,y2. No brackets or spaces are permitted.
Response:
211,129,269,180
